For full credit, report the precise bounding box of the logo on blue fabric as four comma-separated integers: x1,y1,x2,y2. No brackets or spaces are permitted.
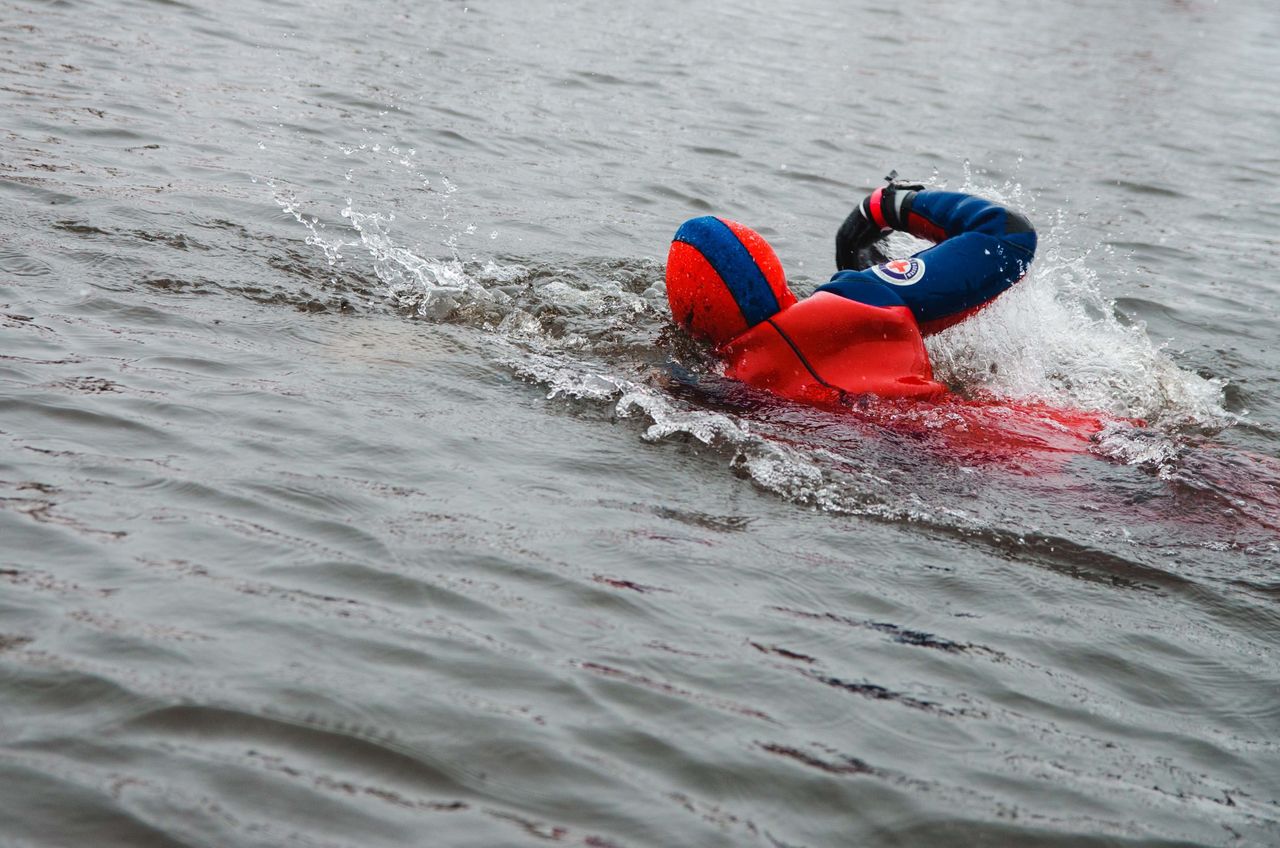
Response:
871,257,926,286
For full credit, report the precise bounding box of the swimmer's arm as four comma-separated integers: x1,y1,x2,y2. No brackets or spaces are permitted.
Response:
828,189,1039,334
838,186,1037,262
896,190,1037,258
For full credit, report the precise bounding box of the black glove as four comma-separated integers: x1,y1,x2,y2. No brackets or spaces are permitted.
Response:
835,171,926,271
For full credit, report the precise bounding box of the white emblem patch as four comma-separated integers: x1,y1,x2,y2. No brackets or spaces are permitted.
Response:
871,257,926,286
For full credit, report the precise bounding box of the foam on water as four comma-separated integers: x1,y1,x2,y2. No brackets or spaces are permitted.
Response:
505,351,965,525
925,171,1231,426
926,222,1230,428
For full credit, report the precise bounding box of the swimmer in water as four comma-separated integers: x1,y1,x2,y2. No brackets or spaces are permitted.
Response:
665,176,1280,527
664,173,1037,407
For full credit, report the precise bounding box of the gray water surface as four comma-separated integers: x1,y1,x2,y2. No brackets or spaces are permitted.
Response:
2,0,1278,845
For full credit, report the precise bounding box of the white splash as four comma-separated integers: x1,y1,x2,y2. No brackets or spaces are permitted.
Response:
340,204,503,320
914,171,1233,436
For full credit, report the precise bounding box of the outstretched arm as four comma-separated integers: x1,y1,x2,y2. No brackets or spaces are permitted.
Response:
823,183,1037,335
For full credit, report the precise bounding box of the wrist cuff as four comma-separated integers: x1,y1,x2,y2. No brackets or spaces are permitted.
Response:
864,188,917,231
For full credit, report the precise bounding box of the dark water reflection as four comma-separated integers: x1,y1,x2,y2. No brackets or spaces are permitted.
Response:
2,0,1279,845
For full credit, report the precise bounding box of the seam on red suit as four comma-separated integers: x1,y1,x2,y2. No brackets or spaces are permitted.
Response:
765,318,837,390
